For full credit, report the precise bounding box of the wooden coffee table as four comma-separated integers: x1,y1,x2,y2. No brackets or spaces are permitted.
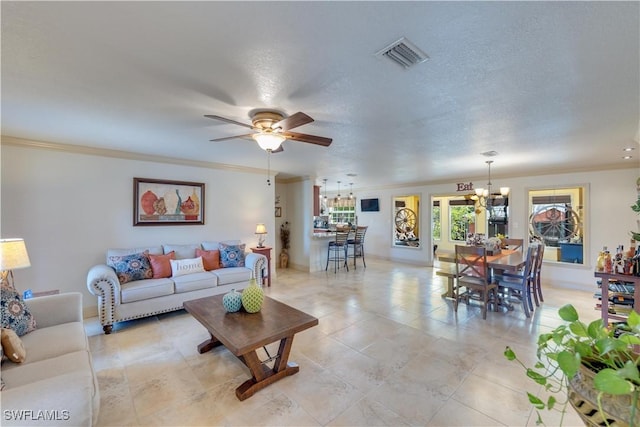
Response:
183,294,318,400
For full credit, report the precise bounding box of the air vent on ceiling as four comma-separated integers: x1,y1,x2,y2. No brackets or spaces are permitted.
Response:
375,37,429,69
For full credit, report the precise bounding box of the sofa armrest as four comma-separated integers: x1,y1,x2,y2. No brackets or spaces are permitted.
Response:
245,252,267,281
25,292,83,328
86,264,121,328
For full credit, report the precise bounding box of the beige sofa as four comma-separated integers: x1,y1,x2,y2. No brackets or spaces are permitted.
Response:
1,292,100,426
86,241,267,333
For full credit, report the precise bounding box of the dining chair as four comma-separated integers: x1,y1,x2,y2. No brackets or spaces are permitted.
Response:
501,238,524,251
495,244,539,317
531,242,546,306
346,226,368,269
454,245,498,320
325,230,350,273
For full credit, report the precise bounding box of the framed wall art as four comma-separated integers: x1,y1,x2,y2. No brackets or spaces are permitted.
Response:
133,177,205,226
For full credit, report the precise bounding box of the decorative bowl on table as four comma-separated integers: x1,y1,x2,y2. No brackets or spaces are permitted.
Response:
485,237,502,255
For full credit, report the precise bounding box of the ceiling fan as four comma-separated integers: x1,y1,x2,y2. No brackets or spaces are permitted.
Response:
205,110,332,153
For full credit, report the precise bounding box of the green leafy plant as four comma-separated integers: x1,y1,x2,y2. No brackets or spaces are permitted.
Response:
505,304,640,426
632,196,640,242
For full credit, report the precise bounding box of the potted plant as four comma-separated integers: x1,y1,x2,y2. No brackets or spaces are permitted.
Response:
279,221,290,268
505,304,640,426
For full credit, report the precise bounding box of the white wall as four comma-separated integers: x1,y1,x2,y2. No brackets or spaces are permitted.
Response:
1,143,275,313
355,168,639,290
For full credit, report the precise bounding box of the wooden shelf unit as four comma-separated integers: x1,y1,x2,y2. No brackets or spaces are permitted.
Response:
595,271,640,324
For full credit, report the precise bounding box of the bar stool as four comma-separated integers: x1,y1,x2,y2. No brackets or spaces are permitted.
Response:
347,226,368,269
326,230,349,273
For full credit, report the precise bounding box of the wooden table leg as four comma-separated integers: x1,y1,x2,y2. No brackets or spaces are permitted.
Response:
235,335,299,401
196,333,224,354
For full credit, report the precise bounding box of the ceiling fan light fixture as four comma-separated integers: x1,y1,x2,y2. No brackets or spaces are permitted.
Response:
252,132,286,151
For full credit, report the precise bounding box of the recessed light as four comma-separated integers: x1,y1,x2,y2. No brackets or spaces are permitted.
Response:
623,155,633,160
623,147,636,152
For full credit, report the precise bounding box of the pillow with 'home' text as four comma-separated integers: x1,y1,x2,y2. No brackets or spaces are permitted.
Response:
170,257,205,277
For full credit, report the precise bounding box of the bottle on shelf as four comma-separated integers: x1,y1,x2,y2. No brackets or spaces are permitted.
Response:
596,247,606,272
614,245,625,274
604,249,613,274
627,239,636,259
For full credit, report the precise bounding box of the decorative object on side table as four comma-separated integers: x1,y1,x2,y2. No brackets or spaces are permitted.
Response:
0,238,31,289
255,223,267,248
241,278,264,313
222,289,243,313
504,304,640,426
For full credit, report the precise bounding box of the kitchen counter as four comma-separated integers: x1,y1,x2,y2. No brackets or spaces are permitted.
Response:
313,230,336,238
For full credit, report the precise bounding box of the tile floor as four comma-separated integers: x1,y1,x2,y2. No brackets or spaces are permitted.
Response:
85,258,599,426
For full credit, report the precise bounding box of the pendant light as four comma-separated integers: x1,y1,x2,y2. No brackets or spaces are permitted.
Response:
349,183,354,199
474,160,510,211
323,178,328,202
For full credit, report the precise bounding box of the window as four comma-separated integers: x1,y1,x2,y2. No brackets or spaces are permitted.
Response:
449,200,476,241
432,200,441,241
529,186,586,264
487,195,509,238
328,197,356,225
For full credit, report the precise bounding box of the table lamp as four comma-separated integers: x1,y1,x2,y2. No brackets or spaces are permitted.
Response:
0,238,31,289
255,224,267,248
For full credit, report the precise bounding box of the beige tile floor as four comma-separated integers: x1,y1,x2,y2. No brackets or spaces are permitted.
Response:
85,258,599,426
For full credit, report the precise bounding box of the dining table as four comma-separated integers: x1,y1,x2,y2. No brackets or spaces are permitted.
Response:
436,248,526,298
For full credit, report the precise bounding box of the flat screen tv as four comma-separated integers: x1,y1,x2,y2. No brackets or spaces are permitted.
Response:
360,198,380,212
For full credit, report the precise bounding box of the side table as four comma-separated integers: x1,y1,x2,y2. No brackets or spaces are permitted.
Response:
250,246,272,287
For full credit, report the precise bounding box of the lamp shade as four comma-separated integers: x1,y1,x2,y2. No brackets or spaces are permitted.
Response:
255,223,267,235
252,133,286,151
0,238,31,270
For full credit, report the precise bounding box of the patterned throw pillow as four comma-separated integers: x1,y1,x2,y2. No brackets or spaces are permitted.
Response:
219,243,246,268
147,251,175,279
0,284,36,336
107,251,153,284
196,248,221,271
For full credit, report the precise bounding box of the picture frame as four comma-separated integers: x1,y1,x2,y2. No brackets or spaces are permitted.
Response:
275,207,282,217
133,177,205,226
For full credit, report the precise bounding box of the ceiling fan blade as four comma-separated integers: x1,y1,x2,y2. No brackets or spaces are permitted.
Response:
204,114,254,129
272,112,313,131
283,131,332,147
209,133,254,142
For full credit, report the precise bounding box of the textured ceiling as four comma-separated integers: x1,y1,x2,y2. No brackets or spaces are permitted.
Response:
2,1,639,192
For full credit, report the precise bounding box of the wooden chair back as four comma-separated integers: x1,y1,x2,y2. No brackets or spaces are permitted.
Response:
501,238,524,251
454,245,490,283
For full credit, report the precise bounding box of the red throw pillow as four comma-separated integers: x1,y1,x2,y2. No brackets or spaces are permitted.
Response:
196,248,221,271
148,251,175,279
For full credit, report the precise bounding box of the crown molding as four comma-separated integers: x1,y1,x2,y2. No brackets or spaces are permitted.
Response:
0,135,271,176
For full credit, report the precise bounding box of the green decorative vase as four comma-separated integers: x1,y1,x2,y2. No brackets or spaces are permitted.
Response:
241,278,264,313
222,289,242,313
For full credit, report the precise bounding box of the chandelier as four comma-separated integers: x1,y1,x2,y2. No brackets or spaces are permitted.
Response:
472,160,510,211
